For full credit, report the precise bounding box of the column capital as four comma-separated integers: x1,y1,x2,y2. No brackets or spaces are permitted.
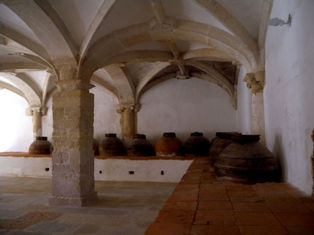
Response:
56,79,94,92
116,103,141,113
26,106,47,116
244,71,265,94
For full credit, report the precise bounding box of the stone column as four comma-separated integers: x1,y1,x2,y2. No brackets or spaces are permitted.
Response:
27,107,42,138
117,103,140,142
244,71,266,143
50,74,96,206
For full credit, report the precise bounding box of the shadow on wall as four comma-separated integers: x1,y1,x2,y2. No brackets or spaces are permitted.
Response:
273,134,284,181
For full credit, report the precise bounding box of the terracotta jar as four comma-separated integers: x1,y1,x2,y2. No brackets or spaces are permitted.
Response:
29,136,52,155
209,132,239,164
183,132,210,156
127,134,154,156
214,134,279,183
99,133,126,156
93,138,99,156
155,132,182,157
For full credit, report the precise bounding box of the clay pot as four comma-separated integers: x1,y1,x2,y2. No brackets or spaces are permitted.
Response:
99,133,126,156
209,132,239,164
183,132,210,156
29,136,52,155
127,134,154,156
214,135,279,183
93,138,99,156
155,132,182,157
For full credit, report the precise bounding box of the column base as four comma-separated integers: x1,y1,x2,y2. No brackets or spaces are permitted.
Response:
49,191,97,207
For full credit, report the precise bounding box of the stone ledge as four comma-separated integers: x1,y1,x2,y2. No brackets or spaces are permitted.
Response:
0,152,204,160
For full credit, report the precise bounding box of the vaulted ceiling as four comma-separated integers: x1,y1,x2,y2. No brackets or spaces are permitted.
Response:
0,0,272,109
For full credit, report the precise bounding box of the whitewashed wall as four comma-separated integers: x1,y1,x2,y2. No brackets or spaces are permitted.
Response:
236,67,252,134
138,77,237,143
91,86,121,140
265,0,314,195
0,90,33,152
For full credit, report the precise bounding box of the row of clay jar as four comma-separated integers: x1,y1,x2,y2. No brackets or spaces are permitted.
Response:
29,132,211,157
94,132,211,157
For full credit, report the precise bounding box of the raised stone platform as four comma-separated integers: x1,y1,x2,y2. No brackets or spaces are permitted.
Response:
0,152,193,182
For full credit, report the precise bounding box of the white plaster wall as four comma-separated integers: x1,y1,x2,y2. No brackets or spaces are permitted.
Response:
236,66,252,134
0,90,33,152
0,156,192,183
265,0,314,195
91,86,121,140
138,77,237,142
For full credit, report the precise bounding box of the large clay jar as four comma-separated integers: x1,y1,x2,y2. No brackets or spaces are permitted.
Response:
99,133,126,157
214,134,279,183
155,132,182,157
209,132,239,164
127,134,154,156
93,138,99,156
183,132,210,156
29,136,52,155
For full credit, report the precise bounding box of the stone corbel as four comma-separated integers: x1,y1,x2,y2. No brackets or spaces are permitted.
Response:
244,71,265,94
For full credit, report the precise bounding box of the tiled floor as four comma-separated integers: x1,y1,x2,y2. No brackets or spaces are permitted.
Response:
1,159,314,235
0,177,176,235
146,159,314,235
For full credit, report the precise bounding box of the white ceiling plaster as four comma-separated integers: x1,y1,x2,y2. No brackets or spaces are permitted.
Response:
0,4,41,45
92,0,153,44
46,0,104,45
162,0,232,34
217,0,264,39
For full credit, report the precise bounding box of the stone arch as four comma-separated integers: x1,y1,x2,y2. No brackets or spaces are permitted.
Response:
81,19,258,81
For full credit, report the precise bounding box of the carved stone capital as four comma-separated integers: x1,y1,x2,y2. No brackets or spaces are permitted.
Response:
26,106,47,116
244,71,265,94
117,103,141,113
56,79,93,92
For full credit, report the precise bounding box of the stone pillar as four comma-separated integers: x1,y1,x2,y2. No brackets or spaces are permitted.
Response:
244,71,266,143
117,103,140,142
50,75,96,206
26,106,43,138
31,107,42,137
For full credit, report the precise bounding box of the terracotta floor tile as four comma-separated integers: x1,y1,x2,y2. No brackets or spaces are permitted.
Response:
275,213,314,226
286,226,314,235
235,212,280,226
156,210,195,224
230,196,264,203
145,223,191,235
168,191,198,202
175,184,199,192
228,190,258,198
305,202,314,212
200,184,226,191
163,201,198,211
267,201,312,213
232,202,270,212
194,210,235,225
238,225,288,235
191,225,241,235
226,185,255,192
198,201,233,211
